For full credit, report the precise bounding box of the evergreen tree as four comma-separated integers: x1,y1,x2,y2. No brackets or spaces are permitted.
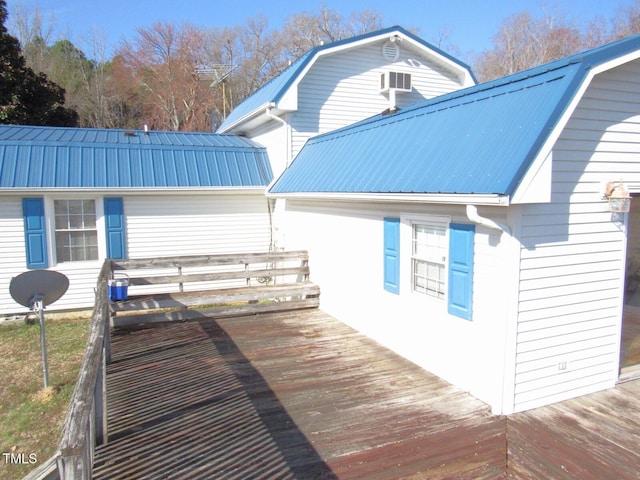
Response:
0,0,77,126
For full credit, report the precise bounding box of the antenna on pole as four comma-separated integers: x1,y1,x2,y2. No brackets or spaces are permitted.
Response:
195,64,238,120
10,270,69,389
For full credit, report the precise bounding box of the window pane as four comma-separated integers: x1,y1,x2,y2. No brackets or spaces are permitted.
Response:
53,199,98,263
67,200,83,216
83,200,96,215
411,221,446,298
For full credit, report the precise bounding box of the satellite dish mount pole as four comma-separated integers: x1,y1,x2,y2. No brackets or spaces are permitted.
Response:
30,294,49,389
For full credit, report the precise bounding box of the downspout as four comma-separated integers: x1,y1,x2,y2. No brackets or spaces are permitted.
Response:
265,104,291,168
466,203,513,415
265,105,289,255
466,204,511,235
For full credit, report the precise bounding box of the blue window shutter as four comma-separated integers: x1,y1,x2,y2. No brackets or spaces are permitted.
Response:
448,223,475,320
383,217,400,294
104,197,126,259
22,198,49,269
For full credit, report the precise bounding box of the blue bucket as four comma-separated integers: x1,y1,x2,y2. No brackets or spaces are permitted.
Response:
108,273,129,301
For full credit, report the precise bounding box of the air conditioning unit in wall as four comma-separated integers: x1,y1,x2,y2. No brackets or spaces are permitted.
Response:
380,71,412,93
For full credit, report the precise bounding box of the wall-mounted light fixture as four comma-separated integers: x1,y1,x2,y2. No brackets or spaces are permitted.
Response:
604,181,631,213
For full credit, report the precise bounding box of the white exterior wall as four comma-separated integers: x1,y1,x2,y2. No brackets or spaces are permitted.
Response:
249,120,291,180
0,192,272,315
290,43,466,158
278,199,518,413
125,194,271,258
513,59,640,412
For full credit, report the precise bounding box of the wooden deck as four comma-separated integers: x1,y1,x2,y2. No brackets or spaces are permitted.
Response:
92,309,640,479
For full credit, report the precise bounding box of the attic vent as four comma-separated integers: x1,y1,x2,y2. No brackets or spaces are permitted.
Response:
382,41,400,61
380,71,412,93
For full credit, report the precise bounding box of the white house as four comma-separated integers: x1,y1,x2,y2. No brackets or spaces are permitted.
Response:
0,125,274,314
217,26,476,178
267,34,640,414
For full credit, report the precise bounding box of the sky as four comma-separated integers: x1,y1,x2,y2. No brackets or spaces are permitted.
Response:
3,0,632,63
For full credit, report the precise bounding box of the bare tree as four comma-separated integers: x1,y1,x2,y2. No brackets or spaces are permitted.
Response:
6,1,54,72
474,10,583,81
279,4,383,59
611,0,640,40
116,22,215,131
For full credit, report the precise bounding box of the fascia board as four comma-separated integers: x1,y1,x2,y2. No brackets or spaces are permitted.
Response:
266,191,510,206
217,102,272,134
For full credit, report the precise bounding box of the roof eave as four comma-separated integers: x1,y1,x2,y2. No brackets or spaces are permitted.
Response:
266,191,510,206
0,186,268,195
217,102,274,134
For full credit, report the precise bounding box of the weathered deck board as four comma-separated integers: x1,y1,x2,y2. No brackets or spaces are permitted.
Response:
507,379,640,479
93,309,640,479
93,310,505,479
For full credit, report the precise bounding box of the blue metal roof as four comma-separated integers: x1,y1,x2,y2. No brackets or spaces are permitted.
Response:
0,125,273,188
270,34,640,197
217,26,474,132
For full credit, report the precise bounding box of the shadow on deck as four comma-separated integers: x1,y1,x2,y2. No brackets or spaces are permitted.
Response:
93,310,505,479
93,308,640,479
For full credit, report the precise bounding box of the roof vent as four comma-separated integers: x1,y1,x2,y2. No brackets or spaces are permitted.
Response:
382,41,400,62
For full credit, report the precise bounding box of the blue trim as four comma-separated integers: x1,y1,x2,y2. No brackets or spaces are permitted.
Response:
383,217,400,294
448,223,474,320
104,197,126,259
22,198,49,269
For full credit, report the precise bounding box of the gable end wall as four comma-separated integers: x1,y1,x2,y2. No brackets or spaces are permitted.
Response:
290,43,466,157
514,59,640,412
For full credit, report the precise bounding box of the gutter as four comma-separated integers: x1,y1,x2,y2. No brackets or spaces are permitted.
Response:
217,102,272,134
466,204,511,235
266,191,510,206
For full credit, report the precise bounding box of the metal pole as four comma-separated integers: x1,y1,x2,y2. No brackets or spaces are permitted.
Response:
31,295,49,389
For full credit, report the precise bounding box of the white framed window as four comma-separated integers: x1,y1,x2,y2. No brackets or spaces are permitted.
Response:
393,214,475,320
54,199,99,263
23,196,125,269
411,221,447,299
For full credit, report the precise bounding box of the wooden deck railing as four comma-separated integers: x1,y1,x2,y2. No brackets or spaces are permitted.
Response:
23,260,112,480
109,250,320,328
56,259,111,479
22,250,319,480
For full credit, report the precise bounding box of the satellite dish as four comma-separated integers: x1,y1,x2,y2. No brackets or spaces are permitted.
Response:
9,270,69,389
10,270,69,309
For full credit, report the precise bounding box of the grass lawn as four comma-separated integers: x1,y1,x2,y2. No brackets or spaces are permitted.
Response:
0,313,90,480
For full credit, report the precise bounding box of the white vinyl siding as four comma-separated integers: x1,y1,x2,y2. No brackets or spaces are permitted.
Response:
513,59,640,412
125,194,271,258
249,120,291,179
0,198,30,314
290,43,466,158
0,193,272,315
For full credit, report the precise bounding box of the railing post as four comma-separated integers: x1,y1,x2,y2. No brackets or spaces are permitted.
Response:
94,347,107,445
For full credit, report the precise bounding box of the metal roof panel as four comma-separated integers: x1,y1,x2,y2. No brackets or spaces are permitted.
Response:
270,63,581,195
0,125,273,189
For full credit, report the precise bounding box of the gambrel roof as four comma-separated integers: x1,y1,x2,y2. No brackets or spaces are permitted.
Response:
0,125,273,190
269,34,640,205
217,26,476,134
